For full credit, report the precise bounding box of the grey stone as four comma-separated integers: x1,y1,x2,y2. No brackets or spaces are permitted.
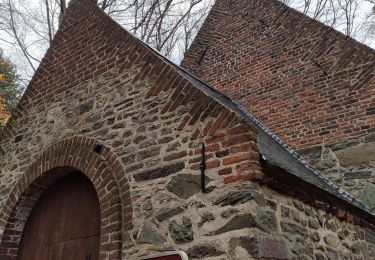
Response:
330,139,360,151
255,209,278,232
134,162,185,181
293,201,304,211
211,214,256,235
213,191,252,206
304,207,314,216
361,242,371,260
326,248,338,260
351,242,362,254
299,146,322,159
308,219,320,229
155,206,184,222
280,221,307,237
361,184,375,210
310,231,320,242
365,229,375,245
336,142,375,166
281,206,290,218
315,253,325,260
326,219,338,232
234,236,290,259
126,163,143,173
137,222,166,244
137,146,161,160
186,244,225,259
291,209,301,223
169,220,194,244
364,133,375,143
316,211,324,226
0,187,11,197
182,216,192,227
324,234,339,248
221,208,239,218
344,171,372,180
73,100,94,115
252,191,266,206
266,199,277,211
167,174,210,199
338,229,349,240
198,212,215,227
159,136,174,144
142,199,153,211
315,158,336,170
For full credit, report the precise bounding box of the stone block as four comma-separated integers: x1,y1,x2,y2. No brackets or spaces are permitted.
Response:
169,220,194,244
234,236,290,259
324,234,339,248
364,133,375,143
134,162,185,181
186,244,224,259
155,206,184,222
137,222,166,244
211,214,256,235
255,208,278,232
361,183,375,210
167,174,210,199
365,229,375,245
336,143,375,166
343,171,372,180
213,190,252,206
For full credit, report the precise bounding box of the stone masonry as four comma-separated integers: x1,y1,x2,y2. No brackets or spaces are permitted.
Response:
0,0,374,259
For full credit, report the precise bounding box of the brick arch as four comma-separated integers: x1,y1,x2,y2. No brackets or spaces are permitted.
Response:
0,136,132,260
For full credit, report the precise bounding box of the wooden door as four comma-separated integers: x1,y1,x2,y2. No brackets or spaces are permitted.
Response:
18,173,100,260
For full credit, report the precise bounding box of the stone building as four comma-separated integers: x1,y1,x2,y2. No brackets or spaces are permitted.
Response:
0,0,374,259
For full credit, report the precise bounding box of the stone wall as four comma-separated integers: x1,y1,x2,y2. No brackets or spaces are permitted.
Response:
131,180,375,259
300,134,375,210
0,49,373,260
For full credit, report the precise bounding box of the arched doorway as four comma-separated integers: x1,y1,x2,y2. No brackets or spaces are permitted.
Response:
0,137,133,259
17,172,100,260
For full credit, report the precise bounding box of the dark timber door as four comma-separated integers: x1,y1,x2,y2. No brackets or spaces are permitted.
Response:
18,173,100,260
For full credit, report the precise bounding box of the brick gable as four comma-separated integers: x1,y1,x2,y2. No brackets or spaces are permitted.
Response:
182,0,375,150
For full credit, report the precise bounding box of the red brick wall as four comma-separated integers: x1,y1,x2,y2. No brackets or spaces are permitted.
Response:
182,0,375,150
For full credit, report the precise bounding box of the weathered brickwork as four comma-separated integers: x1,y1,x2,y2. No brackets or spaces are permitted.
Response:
182,0,375,206
182,0,375,151
0,0,374,259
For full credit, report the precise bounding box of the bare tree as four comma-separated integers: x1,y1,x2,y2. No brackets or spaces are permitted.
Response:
282,0,375,45
0,0,374,87
96,0,213,59
0,0,61,82
0,0,213,84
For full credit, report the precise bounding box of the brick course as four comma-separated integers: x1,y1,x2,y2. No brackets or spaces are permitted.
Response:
182,0,375,150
